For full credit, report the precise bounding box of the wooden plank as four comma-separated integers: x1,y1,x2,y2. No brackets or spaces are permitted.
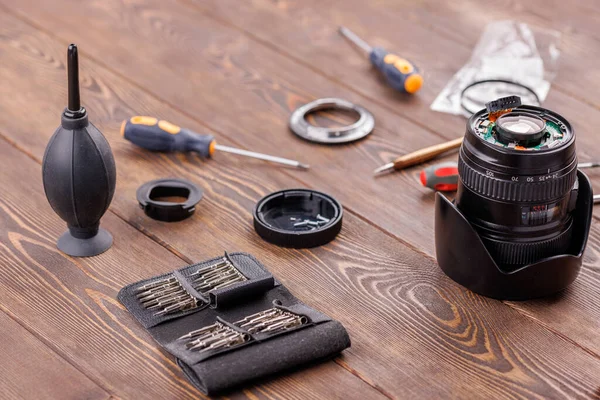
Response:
184,0,600,218
361,0,600,108
0,8,600,399
193,0,600,115
0,311,110,400
0,16,381,393
0,148,205,399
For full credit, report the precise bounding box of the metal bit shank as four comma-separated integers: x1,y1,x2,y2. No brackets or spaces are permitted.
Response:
339,26,373,54
214,144,309,170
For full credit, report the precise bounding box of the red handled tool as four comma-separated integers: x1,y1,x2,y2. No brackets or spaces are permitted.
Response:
420,162,459,192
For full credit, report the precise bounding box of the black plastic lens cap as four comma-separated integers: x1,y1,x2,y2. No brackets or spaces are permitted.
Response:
253,189,343,248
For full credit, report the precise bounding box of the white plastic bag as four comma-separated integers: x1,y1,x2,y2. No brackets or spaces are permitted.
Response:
431,20,561,117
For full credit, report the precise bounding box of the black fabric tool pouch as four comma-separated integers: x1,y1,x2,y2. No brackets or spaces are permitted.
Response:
118,252,351,395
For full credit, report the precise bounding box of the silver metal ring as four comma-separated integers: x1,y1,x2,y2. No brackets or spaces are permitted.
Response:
289,98,375,144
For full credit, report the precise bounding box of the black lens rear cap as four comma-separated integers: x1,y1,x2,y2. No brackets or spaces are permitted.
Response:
253,189,343,248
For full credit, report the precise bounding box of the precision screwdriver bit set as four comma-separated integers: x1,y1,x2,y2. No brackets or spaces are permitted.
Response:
177,308,307,354
234,307,308,334
118,252,350,395
181,321,250,353
135,256,247,316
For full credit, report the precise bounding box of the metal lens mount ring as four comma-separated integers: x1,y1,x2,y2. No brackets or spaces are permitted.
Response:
289,98,375,144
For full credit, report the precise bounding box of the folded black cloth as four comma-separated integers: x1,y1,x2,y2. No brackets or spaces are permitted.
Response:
118,252,351,395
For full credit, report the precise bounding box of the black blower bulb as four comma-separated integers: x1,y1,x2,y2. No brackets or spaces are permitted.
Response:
42,44,117,257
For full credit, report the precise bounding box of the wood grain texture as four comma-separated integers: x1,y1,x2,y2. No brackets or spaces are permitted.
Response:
186,0,600,198
361,0,600,108
192,0,600,140
0,311,110,400
0,6,600,399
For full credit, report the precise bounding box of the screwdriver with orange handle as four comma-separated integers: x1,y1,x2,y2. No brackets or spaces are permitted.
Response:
339,26,423,94
121,116,309,169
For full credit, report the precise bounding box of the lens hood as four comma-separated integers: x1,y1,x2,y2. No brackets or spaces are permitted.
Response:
434,170,593,300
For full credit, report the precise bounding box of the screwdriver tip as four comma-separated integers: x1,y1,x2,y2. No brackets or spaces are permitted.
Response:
373,163,395,175
298,163,310,170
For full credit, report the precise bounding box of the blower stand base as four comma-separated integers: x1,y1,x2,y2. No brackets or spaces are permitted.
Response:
57,228,113,257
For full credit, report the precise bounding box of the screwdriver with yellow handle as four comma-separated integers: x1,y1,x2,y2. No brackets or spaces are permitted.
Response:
339,26,423,94
121,116,309,169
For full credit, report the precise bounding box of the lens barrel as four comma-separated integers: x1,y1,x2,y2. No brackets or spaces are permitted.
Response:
456,105,578,268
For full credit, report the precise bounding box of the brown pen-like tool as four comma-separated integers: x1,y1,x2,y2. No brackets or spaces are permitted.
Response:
373,137,463,175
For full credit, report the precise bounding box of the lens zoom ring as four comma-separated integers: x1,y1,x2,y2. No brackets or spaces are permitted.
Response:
483,221,573,266
458,158,576,202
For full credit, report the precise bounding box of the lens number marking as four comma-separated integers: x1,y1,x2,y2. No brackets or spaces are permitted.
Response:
538,174,559,182
481,170,562,184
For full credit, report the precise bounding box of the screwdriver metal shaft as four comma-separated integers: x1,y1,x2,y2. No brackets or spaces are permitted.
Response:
339,26,372,54
215,144,309,169
577,162,600,169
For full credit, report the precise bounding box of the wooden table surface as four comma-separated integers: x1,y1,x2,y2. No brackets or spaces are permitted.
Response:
1,0,600,399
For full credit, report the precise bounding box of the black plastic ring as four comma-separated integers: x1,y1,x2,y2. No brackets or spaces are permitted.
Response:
460,79,541,115
136,178,203,222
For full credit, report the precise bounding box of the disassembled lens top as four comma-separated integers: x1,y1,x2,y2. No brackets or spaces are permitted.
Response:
473,108,570,151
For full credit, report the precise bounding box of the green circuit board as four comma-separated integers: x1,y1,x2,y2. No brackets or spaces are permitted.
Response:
475,115,567,151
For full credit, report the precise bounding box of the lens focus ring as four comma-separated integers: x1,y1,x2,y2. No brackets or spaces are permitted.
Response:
458,157,577,202
484,220,573,265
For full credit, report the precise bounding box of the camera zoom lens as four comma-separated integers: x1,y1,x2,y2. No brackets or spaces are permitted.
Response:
456,105,578,269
